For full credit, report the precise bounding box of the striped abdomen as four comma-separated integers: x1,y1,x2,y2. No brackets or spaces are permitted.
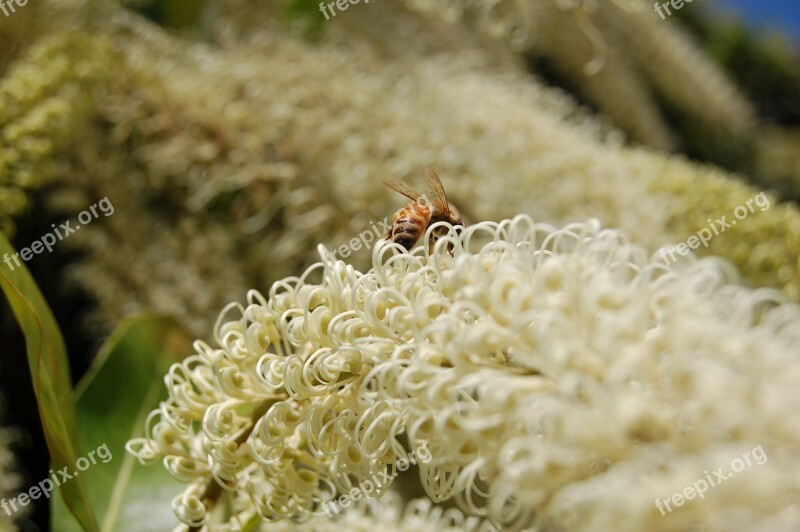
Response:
387,204,431,250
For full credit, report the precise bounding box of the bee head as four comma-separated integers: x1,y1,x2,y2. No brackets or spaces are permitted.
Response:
428,203,466,248
447,203,466,229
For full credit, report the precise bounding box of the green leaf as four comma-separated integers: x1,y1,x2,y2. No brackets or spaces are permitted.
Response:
50,314,190,531
0,234,99,530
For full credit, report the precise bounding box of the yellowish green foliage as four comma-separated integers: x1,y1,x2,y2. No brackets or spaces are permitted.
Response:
0,31,113,236
640,151,800,299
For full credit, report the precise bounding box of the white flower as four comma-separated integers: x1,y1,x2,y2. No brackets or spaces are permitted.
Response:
128,216,800,530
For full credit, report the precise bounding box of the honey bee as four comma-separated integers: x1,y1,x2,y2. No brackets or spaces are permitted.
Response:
383,167,466,252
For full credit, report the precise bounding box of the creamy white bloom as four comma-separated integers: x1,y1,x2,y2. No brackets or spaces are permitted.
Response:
128,217,800,530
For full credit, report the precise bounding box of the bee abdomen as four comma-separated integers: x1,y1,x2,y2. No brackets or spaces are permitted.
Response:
392,222,421,249
390,208,428,250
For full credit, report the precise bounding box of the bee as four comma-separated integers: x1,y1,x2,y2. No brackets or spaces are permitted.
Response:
383,167,466,253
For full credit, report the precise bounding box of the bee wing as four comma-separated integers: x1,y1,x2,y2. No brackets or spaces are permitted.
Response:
423,167,450,215
383,179,423,202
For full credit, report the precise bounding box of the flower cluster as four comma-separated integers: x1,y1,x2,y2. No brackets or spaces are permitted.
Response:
370,0,756,150
129,216,800,530
0,29,112,235
5,1,800,340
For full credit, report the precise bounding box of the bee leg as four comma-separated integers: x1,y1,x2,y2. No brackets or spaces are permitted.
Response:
428,235,454,255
